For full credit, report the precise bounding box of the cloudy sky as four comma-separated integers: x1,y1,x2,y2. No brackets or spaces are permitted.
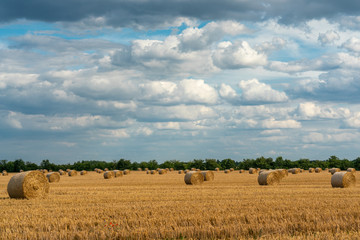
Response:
1,1,360,164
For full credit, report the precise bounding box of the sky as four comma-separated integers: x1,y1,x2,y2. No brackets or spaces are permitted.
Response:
1,1,360,164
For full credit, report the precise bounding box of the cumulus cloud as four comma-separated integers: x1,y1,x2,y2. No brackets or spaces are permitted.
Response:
296,102,350,119
238,78,288,104
318,30,340,46
261,118,301,129
342,37,360,52
212,41,267,69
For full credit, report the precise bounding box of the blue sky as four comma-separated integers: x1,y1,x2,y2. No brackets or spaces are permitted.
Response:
1,1,360,164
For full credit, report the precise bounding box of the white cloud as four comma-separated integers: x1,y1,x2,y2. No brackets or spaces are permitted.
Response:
342,37,360,52
219,83,237,100
296,102,350,119
238,78,288,104
212,41,267,69
318,30,340,46
261,117,301,129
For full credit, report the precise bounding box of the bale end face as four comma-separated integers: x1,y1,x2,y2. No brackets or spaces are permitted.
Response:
46,172,60,183
258,171,282,185
201,171,214,181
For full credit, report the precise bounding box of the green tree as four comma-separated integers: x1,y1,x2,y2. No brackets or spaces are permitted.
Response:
205,159,221,170
13,159,26,172
116,159,132,170
147,160,158,170
220,158,236,170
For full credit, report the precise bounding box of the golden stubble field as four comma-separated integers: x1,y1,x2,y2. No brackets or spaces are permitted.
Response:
1,170,360,240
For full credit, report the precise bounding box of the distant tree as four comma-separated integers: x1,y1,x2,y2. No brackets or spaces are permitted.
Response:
188,159,205,170
327,155,341,169
205,159,221,170
13,159,26,172
116,159,132,170
160,160,175,169
139,161,149,169
131,161,140,170
220,158,236,170
254,157,273,169
147,160,159,170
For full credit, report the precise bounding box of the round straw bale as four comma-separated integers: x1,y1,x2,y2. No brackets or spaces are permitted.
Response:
46,172,60,183
315,168,322,173
104,168,109,171
146,170,150,174
113,170,123,177
170,168,174,171
347,168,356,174
58,170,66,175
2,170,8,176
20,169,24,173
257,168,261,171
290,168,300,174
42,169,48,174
230,168,234,172
103,171,114,179
239,169,245,173
309,168,315,173
331,172,356,188
184,171,204,185
215,168,220,172
158,169,167,175
165,168,170,172
94,168,98,171
80,170,87,175
144,168,149,171
66,169,71,172
300,169,304,173
191,168,196,171
178,170,184,174
275,169,287,178
123,169,130,175
7,171,49,199
201,171,214,181
137,168,142,171
68,170,77,176
330,168,341,175
249,168,257,174
258,169,267,175
224,169,230,173
150,170,157,175
97,169,103,173
258,170,282,185
184,169,189,174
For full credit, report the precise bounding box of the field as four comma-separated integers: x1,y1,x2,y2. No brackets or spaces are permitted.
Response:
1,170,360,239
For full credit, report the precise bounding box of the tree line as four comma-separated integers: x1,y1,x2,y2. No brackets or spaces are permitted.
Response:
1,155,360,172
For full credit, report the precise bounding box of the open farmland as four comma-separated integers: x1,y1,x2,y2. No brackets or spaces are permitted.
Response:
1,170,360,239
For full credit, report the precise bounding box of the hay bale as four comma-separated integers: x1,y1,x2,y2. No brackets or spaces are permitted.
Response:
224,169,230,173
113,170,123,177
178,170,184,174
20,169,24,173
215,168,220,172
331,172,356,188
123,169,130,175
330,168,341,175
46,172,60,183
97,169,103,174
191,168,196,171
290,168,300,174
184,171,204,185
150,170,157,175
58,170,66,175
170,168,174,171
144,168,149,171
66,169,71,172
300,169,304,173
42,169,48,174
275,169,287,178
258,170,282,185
315,168,322,173
80,170,87,175
68,170,77,176
258,169,267,175
229,168,234,172
7,171,49,199
347,168,356,173
137,168,142,171
103,171,114,179
104,168,109,171
201,171,214,181
158,169,167,175
184,169,189,174
146,170,150,174
239,169,245,173
249,168,257,174
309,168,315,173
2,170,8,176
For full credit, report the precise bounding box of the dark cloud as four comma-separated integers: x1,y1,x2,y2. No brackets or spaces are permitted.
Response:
2,0,360,27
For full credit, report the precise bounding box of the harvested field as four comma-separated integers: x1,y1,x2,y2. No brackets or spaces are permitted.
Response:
0,170,360,239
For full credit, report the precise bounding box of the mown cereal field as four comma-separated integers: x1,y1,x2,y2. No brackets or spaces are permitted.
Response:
0,170,360,239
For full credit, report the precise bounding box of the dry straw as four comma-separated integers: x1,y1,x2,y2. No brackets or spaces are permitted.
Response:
229,168,234,172
2,170,8,176
201,171,214,181
215,168,220,172
7,171,49,199
170,168,174,171
315,168,322,173
331,172,356,188
137,168,142,171
80,170,87,175
347,168,356,173
46,172,60,183
158,169,167,175
104,171,114,179
123,169,130,175
113,170,123,177
150,170,157,175
224,169,230,174
275,169,288,178
68,170,77,176
239,169,245,173
309,168,315,173
249,168,257,174
178,170,184,174
184,171,204,185
290,168,300,174
258,170,282,185
144,168,149,171
104,168,109,171
329,168,341,175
